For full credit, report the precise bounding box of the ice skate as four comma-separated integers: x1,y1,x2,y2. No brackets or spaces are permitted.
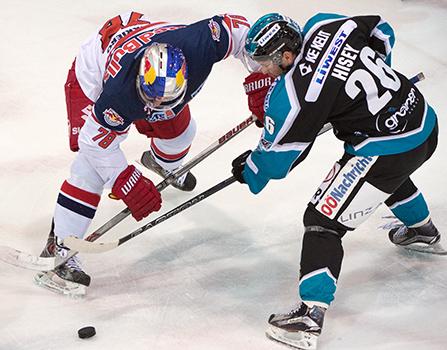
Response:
265,303,326,350
140,150,197,191
34,233,91,297
388,219,446,255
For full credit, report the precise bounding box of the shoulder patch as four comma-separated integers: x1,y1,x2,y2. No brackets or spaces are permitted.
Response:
103,108,124,126
208,19,221,42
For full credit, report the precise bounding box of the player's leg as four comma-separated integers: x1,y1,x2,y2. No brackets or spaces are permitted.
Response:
135,105,198,191
35,150,104,297
267,126,439,348
383,124,440,248
386,179,440,246
266,154,391,349
35,61,100,296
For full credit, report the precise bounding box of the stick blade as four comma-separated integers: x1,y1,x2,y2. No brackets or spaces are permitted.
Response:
0,245,56,271
64,236,117,253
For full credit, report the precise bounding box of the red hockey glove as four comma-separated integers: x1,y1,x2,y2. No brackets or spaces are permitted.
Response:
243,72,273,127
111,165,162,221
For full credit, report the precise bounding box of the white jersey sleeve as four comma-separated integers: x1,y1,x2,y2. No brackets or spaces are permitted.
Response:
74,11,163,101
219,14,259,71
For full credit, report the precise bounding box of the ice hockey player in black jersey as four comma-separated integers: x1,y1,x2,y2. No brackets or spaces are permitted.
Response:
231,12,441,350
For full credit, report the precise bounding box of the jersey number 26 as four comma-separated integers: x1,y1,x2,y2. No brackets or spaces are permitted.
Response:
345,47,401,115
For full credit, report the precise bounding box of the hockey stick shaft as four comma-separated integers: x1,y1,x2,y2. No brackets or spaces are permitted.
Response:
94,176,238,252
64,69,425,254
70,73,425,250
65,121,334,253
0,74,426,270
57,115,256,265
67,176,237,253
84,114,257,243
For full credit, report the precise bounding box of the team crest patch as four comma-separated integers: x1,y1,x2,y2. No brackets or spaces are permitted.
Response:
103,108,124,126
208,19,221,41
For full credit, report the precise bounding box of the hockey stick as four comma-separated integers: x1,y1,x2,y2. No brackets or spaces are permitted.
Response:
64,122,334,253
62,70,426,254
84,114,257,243
83,69,424,243
0,73,426,269
410,72,425,84
66,176,238,253
0,114,258,271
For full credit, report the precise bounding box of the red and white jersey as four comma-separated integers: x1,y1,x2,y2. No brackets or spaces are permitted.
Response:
74,11,253,102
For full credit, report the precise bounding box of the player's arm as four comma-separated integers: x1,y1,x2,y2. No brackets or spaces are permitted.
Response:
75,12,154,102
78,104,162,221
233,78,325,194
356,15,396,66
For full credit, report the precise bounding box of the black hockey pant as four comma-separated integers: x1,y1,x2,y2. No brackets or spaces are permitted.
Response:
298,123,438,306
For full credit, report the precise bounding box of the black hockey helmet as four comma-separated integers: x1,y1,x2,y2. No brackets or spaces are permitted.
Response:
245,13,303,65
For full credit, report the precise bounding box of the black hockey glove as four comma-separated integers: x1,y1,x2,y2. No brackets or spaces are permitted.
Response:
231,150,252,184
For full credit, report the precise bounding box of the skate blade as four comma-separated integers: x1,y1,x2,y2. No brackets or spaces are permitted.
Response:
265,325,318,350
34,271,86,298
403,242,447,255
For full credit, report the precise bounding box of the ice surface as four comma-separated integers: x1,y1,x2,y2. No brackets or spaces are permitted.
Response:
1,0,446,349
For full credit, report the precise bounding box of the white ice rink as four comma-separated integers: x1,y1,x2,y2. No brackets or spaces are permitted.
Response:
1,0,446,349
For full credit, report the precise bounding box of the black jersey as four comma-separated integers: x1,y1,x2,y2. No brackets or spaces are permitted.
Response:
243,13,437,194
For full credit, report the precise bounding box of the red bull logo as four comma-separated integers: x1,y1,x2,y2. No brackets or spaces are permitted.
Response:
208,19,221,42
103,108,124,126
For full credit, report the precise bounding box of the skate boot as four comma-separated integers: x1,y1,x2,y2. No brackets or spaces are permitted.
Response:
140,150,196,191
388,219,444,255
38,223,56,258
34,233,91,297
389,219,440,246
266,302,326,350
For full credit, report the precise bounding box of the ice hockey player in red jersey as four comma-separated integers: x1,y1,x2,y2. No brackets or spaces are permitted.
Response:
35,11,256,297
231,13,441,349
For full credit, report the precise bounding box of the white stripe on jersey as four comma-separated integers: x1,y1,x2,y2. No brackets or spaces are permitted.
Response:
370,19,393,57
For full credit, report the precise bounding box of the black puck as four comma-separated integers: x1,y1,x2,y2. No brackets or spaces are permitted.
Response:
78,326,96,339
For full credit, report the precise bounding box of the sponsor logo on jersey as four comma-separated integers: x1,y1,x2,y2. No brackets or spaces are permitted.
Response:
71,105,92,135
208,19,221,42
103,108,124,126
258,23,280,47
107,27,139,54
339,205,379,225
263,79,278,113
259,138,272,150
315,156,376,219
305,30,331,64
375,88,418,134
146,109,176,122
305,20,357,102
105,25,185,80
311,163,341,205
299,63,313,76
